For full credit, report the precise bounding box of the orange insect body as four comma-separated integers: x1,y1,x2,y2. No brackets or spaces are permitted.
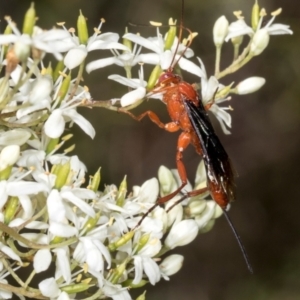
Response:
155,71,233,210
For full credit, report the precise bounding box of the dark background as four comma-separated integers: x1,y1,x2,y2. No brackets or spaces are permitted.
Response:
1,0,299,299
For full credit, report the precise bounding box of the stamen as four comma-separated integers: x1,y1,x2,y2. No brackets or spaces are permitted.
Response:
271,8,282,16
150,21,162,27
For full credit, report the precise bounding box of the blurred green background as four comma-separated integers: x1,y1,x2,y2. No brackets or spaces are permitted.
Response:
1,0,299,299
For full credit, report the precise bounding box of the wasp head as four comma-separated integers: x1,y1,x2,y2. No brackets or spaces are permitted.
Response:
155,71,181,87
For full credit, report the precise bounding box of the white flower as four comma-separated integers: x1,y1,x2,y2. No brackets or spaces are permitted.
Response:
123,30,203,77
53,247,71,283
86,31,140,72
0,145,20,171
225,8,293,42
0,129,31,146
73,236,111,273
43,88,95,139
34,249,52,273
39,277,60,298
60,19,127,69
0,20,72,60
197,57,232,134
213,16,229,46
235,77,266,95
108,64,147,107
133,255,161,285
159,254,184,279
165,219,198,249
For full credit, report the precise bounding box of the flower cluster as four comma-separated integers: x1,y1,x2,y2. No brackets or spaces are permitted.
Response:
0,1,292,299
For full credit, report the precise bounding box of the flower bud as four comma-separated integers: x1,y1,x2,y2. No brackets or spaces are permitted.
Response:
116,176,127,207
0,145,20,172
187,199,207,216
160,254,184,276
250,28,270,56
61,283,91,294
166,198,183,227
57,73,71,104
108,231,134,251
235,76,266,95
4,196,19,224
158,165,177,197
164,18,177,50
120,87,146,107
45,138,59,155
165,219,198,249
195,201,216,229
122,279,147,288
251,0,260,31
136,233,151,253
22,2,36,36
122,27,132,52
147,64,162,90
53,60,64,82
77,10,88,45
89,168,101,192
213,16,229,46
53,160,71,189
136,291,147,300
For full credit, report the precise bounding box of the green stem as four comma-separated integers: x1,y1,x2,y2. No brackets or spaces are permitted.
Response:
214,45,222,76
216,42,252,80
68,61,85,102
0,222,78,249
0,281,47,299
1,258,25,287
23,269,36,289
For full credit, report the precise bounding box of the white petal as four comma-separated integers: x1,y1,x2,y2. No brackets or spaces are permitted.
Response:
236,76,266,95
6,181,45,196
160,254,184,276
179,57,205,78
63,109,95,139
138,53,160,65
86,57,118,73
0,242,21,262
60,190,95,217
0,145,20,171
142,257,161,285
121,87,146,107
0,129,31,146
138,178,159,203
39,277,60,298
34,249,52,273
64,45,87,69
53,247,71,283
267,23,293,35
108,74,146,89
47,190,66,222
44,109,65,138
165,219,198,249
133,256,143,284
30,76,53,104
123,33,161,53
209,104,232,134
93,240,111,268
49,222,78,237
18,195,33,219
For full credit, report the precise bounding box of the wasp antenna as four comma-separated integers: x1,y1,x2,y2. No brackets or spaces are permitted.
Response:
222,209,253,274
170,0,195,71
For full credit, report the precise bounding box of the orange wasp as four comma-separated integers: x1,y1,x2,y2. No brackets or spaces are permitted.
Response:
123,0,253,273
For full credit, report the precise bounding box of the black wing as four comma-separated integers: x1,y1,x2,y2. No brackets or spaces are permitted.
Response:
184,100,235,203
